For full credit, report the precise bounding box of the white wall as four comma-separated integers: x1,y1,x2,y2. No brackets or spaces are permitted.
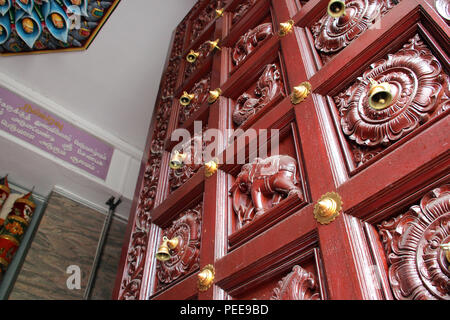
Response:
0,0,197,219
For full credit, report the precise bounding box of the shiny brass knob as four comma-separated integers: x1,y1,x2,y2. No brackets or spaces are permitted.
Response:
186,50,200,63
180,91,195,106
204,158,219,177
441,243,450,263
215,8,224,18
368,78,393,110
327,0,346,18
198,264,215,292
208,88,222,104
314,192,342,225
279,20,295,37
290,82,312,105
208,39,221,52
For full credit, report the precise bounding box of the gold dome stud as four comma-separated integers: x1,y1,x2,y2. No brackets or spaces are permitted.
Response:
290,82,312,105
208,88,222,104
198,264,215,292
215,8,224,18
327,0,346,18
314,192,342,225
279,20,295,37
368,78,394,110
204,158,219,178
208,39,221,52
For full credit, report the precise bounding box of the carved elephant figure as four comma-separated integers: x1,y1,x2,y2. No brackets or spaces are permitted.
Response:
230,155,303,226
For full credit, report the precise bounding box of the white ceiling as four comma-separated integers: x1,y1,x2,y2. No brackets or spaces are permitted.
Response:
0,0,197,151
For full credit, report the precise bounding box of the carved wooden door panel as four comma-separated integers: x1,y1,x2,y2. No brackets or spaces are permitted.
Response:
113,0,449,300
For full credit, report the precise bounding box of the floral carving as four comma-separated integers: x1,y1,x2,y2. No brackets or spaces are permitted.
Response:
156,202,203,289
185,40,213,80
378,185,450,300
230,155,303,229
232,0,258,24
169,133,206,191
232,64,284,127
271,265,321,300
118,18,189,300
334,34,450,168
179,74,212,125
232,22,273,67
311,0,398,64
190,0,227,43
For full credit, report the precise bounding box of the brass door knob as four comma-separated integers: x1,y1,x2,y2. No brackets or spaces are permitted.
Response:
216,8,224,18
208,39,221,52
198,264,215,292
204,158,219,177
208,88,222,104
291,82,311,105
314,192,342,225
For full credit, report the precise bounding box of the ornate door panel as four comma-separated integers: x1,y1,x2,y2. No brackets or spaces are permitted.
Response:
113,0,449,300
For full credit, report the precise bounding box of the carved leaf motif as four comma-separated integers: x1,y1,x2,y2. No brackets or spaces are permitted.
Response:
156,202,203,289
334,34,449,167
378,185,450,300
232,0,258,24
232,22,273,67
311,0,398,63
271,265,321,300
232,64,284,126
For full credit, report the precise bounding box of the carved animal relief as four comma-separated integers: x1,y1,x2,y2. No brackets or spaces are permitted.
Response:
271,265,321,300
334,34,449,168
232,22,273,67
232,0,258,25
156,202,203,290
378,185,449,300
311,0,398,64
230,155,303,229
232,64,284,127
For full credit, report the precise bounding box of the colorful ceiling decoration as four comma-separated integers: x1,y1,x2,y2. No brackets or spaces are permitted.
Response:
0,0,120,56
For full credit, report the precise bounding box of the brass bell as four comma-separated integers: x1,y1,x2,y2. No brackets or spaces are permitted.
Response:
169,150,187,170
208,88,222,104
208,39,221,52
279,20,295,37
368,78,393,110
215,8,224,18
327,0,346,18
441,243,450,263
186,50,200,63
291,82,312,105
156,236,179,262
180,91,195,106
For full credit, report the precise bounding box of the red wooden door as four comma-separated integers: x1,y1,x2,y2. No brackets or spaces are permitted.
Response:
113,0,449,300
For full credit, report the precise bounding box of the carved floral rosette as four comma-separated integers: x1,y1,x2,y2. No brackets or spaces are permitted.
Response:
232,63,284,127
178,73,212,125
378,185,450,300
232,22,273,67
118,19,189,300
311,0,398,64
271,265,321,300
156,202,203,289
334,34,449,168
